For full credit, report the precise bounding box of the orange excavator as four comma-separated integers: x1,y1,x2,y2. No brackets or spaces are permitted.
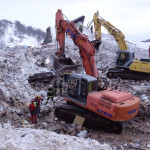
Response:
54,9,140,133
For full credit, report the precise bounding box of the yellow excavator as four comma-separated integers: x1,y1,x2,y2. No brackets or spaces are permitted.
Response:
92,11,150,80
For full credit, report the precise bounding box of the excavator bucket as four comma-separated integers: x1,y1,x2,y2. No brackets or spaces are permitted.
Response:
53,57,80,72
91,40,101,50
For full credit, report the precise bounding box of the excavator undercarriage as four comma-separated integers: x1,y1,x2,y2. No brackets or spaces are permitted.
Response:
107,68,150,80
55,103,123,134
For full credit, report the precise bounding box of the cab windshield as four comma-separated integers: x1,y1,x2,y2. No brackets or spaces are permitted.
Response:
88,81,97,93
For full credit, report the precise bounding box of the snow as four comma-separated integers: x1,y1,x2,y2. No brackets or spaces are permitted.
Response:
1,22,43,48
0,124,111,150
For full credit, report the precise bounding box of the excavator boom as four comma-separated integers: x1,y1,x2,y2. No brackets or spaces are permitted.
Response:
93,12,128,50
93,11,150,80
56,9,98,78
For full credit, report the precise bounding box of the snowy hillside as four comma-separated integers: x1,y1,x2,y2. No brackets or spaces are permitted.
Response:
0,20,46,48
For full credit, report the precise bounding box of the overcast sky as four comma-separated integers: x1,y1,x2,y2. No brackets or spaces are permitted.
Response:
0,0,150,41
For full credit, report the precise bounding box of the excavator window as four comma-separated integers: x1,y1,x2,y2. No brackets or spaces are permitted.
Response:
88,81,97,93
80,79,87,98
68,78,79,98
117,52,130,66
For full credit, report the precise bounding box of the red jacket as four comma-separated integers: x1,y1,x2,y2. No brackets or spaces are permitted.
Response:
35,97,43,107
29,103,36,114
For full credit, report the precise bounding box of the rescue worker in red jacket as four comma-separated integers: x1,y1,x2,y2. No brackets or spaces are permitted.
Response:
29,100,36,124
34,95,43,115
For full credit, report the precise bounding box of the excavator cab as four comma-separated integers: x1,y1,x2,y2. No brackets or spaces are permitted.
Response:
66,74,97,106
116,50,135,69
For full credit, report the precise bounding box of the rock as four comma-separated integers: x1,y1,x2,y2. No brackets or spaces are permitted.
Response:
67,126,76,135
7,119,13,126
77,130,87,138
134,141,141,148
76,125,82,133
91,134,99,139
43,116,52,123
41,122,49,129
147,142,150,148
12,113,20,121
40,106,51,114
2,123,11,129
23,120,29,125
16,108,24,116
141,94,149,101
71,124,76,128
60,121,66,124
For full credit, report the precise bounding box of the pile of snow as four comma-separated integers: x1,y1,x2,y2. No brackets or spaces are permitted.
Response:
0,124,111,150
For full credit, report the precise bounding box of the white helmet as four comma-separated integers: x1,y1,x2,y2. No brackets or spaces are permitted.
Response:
50,85,52,88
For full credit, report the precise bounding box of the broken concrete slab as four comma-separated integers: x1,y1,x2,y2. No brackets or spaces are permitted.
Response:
28,71,54,83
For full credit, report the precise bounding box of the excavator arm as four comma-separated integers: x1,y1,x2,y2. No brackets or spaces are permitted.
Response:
93,12,128,50
56,9,98,78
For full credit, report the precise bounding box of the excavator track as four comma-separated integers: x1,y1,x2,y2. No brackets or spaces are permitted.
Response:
107,68,150,80
54,103,123,134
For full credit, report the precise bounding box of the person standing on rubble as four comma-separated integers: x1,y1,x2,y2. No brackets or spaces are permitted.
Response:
29,100,37,124
68,71,72,82
63,70,72,84
34,95,43,116
63,70,69,83
46,85,55,104
58,78,63,96
53,79,58,96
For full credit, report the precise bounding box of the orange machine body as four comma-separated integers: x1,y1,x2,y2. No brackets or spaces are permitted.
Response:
65,88,140,121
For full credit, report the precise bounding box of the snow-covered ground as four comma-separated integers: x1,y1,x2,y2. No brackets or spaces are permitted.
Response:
0,124,111,150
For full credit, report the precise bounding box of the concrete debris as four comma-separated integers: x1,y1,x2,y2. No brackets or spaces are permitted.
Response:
147,142,150,148
77,130,88,138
